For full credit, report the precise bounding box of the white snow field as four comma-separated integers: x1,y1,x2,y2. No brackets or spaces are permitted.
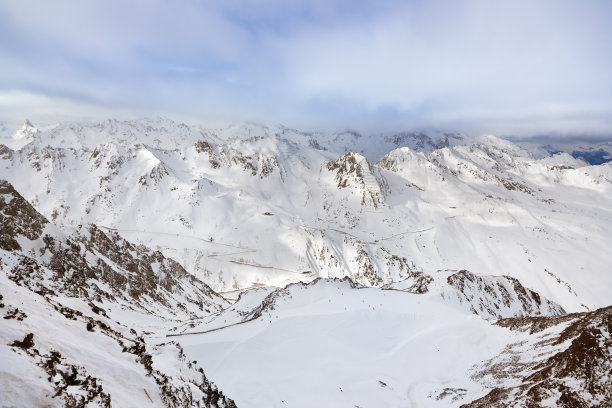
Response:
174,279,512,407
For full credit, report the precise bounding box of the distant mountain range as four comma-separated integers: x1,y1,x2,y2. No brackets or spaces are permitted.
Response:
509,134,612,165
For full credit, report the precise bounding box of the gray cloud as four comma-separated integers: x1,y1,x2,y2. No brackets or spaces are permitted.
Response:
0,0,611,135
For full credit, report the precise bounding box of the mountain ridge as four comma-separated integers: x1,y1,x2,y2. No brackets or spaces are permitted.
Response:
1,118,608,312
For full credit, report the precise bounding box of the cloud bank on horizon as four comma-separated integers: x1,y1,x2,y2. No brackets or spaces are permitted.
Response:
1,0,611,135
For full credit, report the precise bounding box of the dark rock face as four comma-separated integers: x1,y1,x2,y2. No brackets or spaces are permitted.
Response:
10,332,35,349
3,306,27,320
394,272,433,294
194,138,280,179
80,225,221,307
35,348,112,407
327,151,366,189
0,179,224,315
195,140,221,168
148,343,238,408
0,180,48,251
463,306,612,408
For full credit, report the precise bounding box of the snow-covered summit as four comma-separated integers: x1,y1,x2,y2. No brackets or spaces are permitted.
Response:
13,119,37,139
0,119,39,150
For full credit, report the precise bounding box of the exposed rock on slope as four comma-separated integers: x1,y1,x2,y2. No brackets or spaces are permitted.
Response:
326,151,384,208
0,179,235,407
386,269,566,319
464,306,612,407
1,270,236,408
444,270,566,319
0,180,48,250
1,179,226,316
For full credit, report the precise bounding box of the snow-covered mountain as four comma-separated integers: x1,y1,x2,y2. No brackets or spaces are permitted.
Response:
1,117,610,407
513,135,612,165
0,179,236,407
1,118,609,311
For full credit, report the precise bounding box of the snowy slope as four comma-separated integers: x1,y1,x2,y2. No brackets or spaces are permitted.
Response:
174,279,512,407
1,271,235,408
168,278,610,407
0,180,236,407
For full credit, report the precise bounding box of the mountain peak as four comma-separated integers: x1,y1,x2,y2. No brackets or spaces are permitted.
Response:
13,119,37,140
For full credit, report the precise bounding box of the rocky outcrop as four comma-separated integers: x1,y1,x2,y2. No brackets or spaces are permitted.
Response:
0,180,48,251
464,306,612,407
1,179,226,316
445,270,565,319
326,151,384,207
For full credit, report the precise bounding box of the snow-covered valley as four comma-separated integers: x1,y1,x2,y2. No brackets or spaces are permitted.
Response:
1,118,611,407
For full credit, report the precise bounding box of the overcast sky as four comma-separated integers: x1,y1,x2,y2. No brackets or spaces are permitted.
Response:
1,0,611,135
